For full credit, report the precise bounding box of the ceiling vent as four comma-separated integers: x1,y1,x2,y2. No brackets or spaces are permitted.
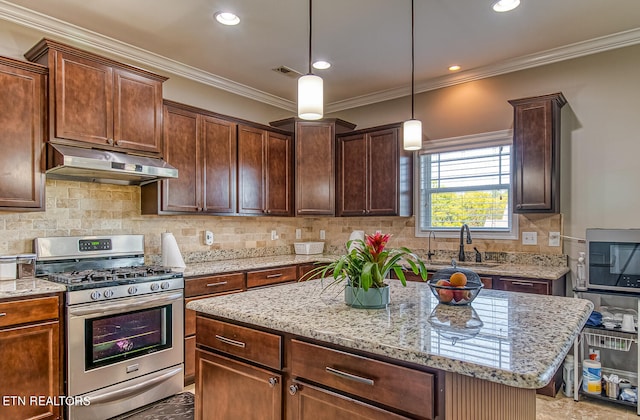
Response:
272,66,302,78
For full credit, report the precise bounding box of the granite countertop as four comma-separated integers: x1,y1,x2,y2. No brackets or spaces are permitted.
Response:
188,280,592,389
0,277,66,299
183,254,569,280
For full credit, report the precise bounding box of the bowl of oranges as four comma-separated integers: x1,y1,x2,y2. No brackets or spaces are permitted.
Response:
428,266,483,306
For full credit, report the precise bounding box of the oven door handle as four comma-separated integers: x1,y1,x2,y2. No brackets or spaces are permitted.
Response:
68,292,183,317
87,366,183,404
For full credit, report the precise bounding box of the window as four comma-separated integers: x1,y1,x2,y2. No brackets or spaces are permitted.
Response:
416,130,516,238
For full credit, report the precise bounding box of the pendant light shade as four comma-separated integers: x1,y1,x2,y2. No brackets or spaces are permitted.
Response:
403,119,422,150
403,0,422,150
298,74,323,120
298,0,323,120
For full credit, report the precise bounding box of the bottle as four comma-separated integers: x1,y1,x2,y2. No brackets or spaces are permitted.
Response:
576,252,586,290
563,354,574,397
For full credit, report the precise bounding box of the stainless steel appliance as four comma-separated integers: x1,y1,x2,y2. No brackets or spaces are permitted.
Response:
587,228,640,292
35,235,184,420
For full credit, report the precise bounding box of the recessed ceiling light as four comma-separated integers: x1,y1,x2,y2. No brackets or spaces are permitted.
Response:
214,11,240,26
492,0,520,12
448,65,461,71
312,61,331,70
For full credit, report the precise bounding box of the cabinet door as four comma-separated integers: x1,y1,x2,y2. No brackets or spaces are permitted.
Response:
0,59,45,210
287,380,409,420
54,50,114,146
238,125,266,215
337,133,367,216
113,68,162,154
162,105,201,212
510,93,566,213
0,321,61,420
202,116,237,214
295,122,335,215
367,128,400,215
196,349,281,420
266,131,293,216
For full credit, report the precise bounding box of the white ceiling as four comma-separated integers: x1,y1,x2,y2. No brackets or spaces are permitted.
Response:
1,0,640,113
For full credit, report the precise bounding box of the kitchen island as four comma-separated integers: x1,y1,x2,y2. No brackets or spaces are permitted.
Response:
188,279,592,419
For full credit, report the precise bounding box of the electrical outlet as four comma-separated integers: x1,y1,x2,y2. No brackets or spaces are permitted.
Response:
522,231,537,245
271,230,278,240
549,231,560,247
204,231,214,246
320,230,326,240
295,229,302,240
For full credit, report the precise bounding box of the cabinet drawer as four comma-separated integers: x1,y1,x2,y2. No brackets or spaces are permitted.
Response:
185,291,243,336
185,272,245,298
0,296,59,328
247,266,297,288
196,316,282,370
290,340,435,419
499,277,549,295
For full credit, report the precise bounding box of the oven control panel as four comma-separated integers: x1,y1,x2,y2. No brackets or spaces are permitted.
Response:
79,239,112,252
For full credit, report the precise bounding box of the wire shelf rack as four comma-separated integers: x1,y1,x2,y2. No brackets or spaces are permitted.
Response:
583,328,636,352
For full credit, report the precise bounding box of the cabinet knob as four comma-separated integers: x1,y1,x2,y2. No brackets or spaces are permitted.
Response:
362,209,366,214
268,377,278,387
288,384,299,395
516,204,522,209
107,139,114,145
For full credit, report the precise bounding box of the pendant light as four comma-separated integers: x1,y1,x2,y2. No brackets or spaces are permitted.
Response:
403,0,422,150
298,0,323,120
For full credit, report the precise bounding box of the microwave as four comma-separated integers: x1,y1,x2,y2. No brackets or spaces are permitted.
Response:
587,228,640,292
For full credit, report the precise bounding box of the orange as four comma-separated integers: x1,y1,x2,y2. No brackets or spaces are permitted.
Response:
449,272,467,287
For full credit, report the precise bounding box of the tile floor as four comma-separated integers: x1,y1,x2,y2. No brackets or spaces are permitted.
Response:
185,384,637,419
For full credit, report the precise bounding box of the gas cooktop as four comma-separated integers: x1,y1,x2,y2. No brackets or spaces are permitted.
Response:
47,266,182,291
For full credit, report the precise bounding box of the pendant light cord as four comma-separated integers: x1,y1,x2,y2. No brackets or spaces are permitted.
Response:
308,0,313,75
411,0,415,119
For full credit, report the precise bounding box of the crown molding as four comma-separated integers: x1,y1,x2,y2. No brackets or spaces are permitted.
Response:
1,0,638,114
0,0,296,111
326,27,640,113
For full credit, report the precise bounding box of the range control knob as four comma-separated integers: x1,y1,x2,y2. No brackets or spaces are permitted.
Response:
150,283,160,291
160,281,171,290
103,289,114,298
128,286,138,295
90,291,101,300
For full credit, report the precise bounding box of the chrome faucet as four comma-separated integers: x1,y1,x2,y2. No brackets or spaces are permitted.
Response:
459,223,472,261
427,231,436,261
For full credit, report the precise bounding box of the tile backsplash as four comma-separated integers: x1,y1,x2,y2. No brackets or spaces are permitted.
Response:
0,180,563,264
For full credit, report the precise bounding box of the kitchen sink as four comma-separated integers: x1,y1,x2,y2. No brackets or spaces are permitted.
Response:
456,262,501,268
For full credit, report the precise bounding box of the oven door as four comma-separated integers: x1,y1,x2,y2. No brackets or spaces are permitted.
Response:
67,290,184,396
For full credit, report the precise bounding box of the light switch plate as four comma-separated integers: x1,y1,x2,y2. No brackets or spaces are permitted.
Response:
271,230,278,240
295,229,302,240
522,231,537,245
320,230,326,240
549,232,560,247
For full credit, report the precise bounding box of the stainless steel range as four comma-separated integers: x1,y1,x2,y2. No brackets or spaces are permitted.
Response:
35,235,184,420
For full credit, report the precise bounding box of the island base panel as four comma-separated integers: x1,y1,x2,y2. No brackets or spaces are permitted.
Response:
445,372,535,420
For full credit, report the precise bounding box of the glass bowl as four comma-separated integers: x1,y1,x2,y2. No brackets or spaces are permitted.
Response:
428,304,484,344
428,266,483,306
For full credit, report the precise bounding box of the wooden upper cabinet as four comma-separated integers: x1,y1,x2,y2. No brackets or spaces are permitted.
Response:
270,118,356,216
508,93,566,213
24,38,166,155
202,115,237,214
337,124,413,217
237,125,293,216
141,101,238,214
0,57,47,211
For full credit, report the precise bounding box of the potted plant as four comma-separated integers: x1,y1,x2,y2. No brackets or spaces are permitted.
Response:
302,232,428,308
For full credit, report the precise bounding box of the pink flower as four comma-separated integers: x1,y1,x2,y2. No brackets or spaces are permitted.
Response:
365,232,391,261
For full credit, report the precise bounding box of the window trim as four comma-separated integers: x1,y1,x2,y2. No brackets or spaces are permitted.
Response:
414,129,518,240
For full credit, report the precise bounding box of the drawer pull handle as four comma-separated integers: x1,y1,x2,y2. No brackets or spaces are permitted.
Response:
268,377,278,387
266,274,282,279
512,281,534,286
215,335,246,348
0,313,6,317
326,367,375,386
206,281,228,287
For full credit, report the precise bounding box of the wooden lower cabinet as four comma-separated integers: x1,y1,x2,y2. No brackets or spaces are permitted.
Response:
195,349,282,420
0,295,61,420
286,380,409,419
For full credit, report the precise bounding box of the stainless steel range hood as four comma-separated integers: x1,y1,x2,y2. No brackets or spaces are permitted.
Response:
46,144,178,186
